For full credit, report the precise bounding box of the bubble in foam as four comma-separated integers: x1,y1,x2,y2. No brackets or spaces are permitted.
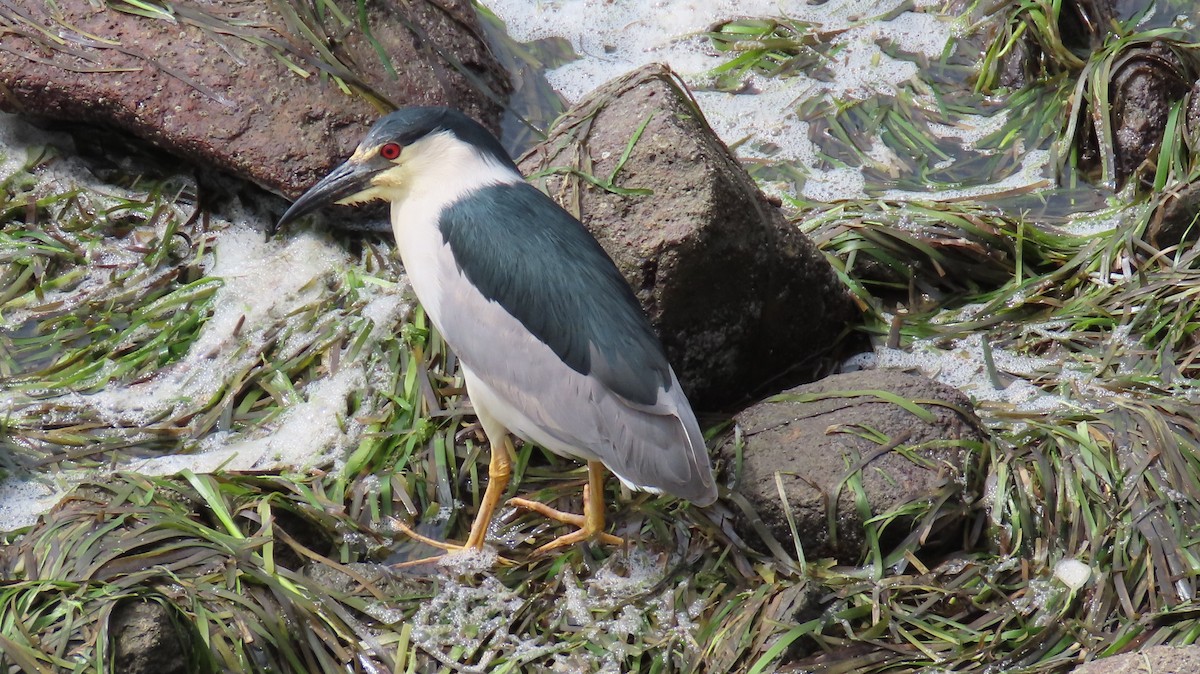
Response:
802,166,868,202
587,547,666,602
437,546,499,575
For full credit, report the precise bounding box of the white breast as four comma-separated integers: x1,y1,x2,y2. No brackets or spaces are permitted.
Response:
382,131,523,337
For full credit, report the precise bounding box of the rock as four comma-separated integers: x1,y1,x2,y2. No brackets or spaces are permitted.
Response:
1068,646,1200,674
719,369,982,561
1146,180,1200,248
0,0,509,199
1057,0,1113,55
1109,41,1192,187
997,38,1037,90
109,599,191,674
518,64,858,409
1187,80,1200,149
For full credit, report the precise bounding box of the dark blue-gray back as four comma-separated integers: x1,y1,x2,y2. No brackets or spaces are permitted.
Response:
438,183,671,406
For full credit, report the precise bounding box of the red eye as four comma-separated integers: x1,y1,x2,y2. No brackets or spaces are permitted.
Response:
379,142,402,160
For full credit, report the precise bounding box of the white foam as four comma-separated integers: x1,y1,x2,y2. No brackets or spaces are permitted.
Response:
482,1,964,202
822,37,919,101
0,479,64,532
0,110,412,529
436,546,500,574
360,292,412,340
802,166,868,202
1061,204,1142,237
838,10,957,61
0,119,202,330
926,111,1010,151
558,567,592,626
409,574,525,659
64,224,350,428
1054,558,1091,590
693,83,813,160
875,330,1112,412
133,366,365,474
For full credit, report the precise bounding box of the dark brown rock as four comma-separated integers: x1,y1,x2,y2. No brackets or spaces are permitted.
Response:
719,369,983,561
109,599,190,674
997,37,1037,90
0,0,509,198
1111,42,1192,185
1188,80,1200,148
518,64,858,409
1058,0,1113,54
1146,181,1200,248
1069,646,1200,674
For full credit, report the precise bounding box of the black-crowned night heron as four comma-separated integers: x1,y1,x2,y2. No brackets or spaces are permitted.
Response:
275,106,717,555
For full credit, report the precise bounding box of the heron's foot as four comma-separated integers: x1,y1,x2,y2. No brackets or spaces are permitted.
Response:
509,494,623,556
387,518,515,568
389,517,467,551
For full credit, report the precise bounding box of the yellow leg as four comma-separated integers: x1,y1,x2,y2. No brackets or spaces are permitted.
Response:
463,435,514,549
509,460,624,555
388,435,515,568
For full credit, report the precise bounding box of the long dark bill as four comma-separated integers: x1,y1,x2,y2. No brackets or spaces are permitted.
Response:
270,158,379,236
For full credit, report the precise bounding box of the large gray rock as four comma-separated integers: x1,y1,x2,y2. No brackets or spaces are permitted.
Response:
719,368,983,561
0,0,509,198
518,64,858,409
1068,645,1200,674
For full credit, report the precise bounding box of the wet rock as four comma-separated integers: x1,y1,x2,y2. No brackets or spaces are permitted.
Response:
718,369,982,561
997,38,1038,90
1110,42,1192,186
1068,645,1200,674
0,0,509,199
109,599,191,674
518,64,858,409
1058,0,1113,55
1186,80,1200,150
1146,181,1200,248
1148,79,1200,248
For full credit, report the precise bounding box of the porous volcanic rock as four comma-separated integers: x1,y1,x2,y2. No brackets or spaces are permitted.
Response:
719,368,983,561
0,0,509,198
518,64,858,409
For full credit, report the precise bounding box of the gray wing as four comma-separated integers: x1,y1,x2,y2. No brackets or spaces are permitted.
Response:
437,272,718,506
437,183,672,406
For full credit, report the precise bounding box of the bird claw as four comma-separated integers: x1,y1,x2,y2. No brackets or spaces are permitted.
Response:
508,496,623,555
386,517,515,568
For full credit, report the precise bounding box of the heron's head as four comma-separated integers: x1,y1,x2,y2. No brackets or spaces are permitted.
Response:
272,107,517,234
